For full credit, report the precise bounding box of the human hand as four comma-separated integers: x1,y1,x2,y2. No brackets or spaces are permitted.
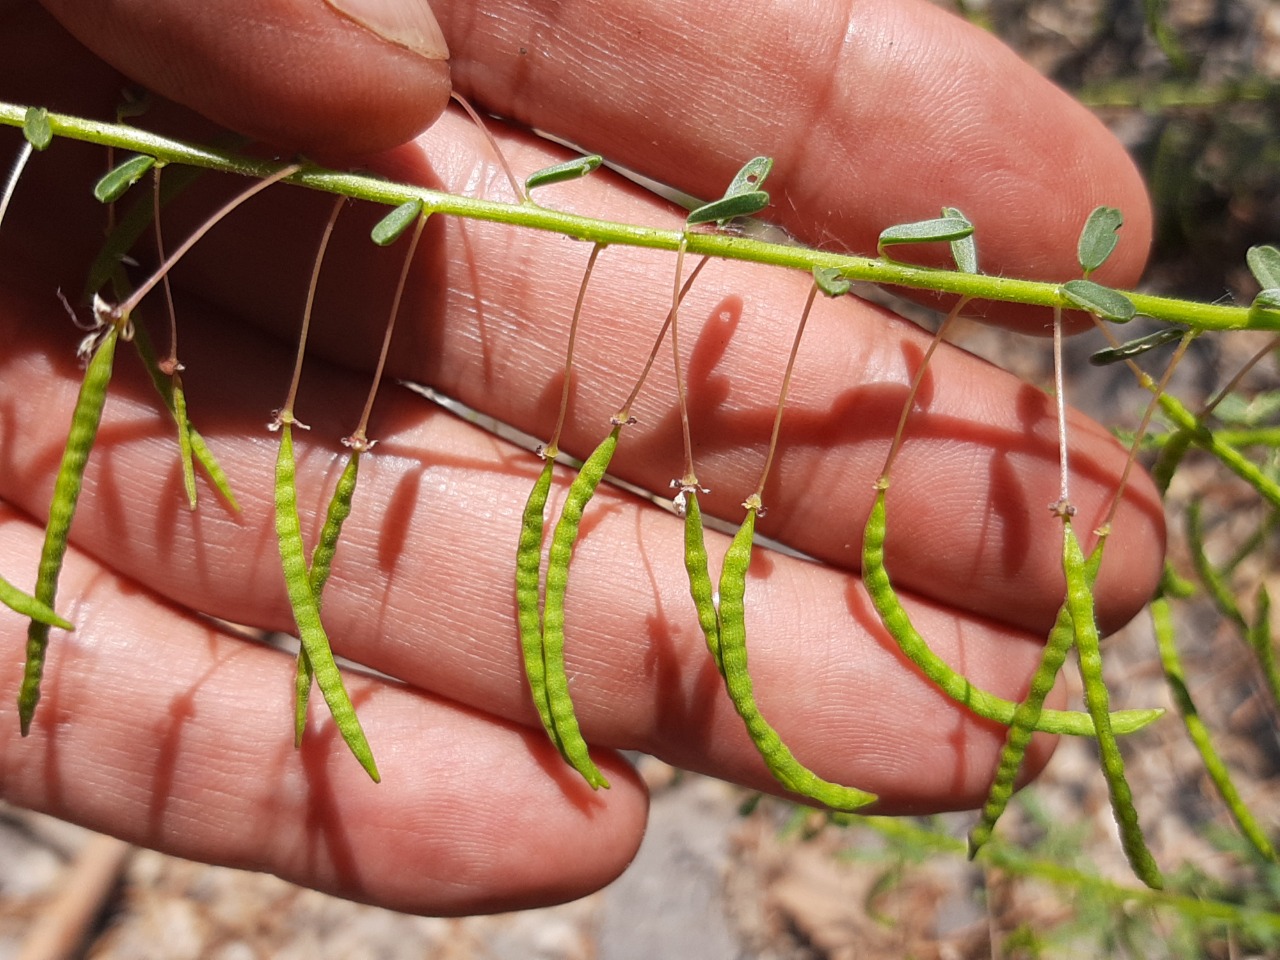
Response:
0,0,1163,916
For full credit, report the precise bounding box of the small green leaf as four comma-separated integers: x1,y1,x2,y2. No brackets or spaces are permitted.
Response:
877,217,973,258
1253,289,1280,310
1247,245,1280,291
525,154,603,193
1089,327,1186,365
1214,390,1280,427
686,190,770,226
93,155,157,204
1077,206,1124,276
941,207,978,274
1061,279,1136,322
370,200,423,246
723,156,773,198
813,266,851,298
1250,289,1280,325
22,107,52,151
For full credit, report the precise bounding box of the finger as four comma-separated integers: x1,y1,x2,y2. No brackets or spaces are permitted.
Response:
145,113,1165,634
2,286,1083,812
0,115,1163,635
32,0,451,157
0,508,648,915
433,0,1153,313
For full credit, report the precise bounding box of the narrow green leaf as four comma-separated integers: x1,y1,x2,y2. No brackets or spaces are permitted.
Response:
686,190,770,226
93,154,157,204
1089,327,1186,365
1250,289,1280,320
1077,206,1124,276
1246,245,1280,291
813,266,851,298
524,154,603,193
1215,390,1280,427
941,207,978,274
877,217,973,258
723,156,773,198
1061,279,1136,322
370,200,423,246
22,107,52,151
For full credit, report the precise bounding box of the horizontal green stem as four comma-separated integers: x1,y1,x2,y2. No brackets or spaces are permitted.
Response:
1,101,1270,332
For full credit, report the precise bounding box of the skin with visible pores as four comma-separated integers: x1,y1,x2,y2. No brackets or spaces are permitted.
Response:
2,0,1167,915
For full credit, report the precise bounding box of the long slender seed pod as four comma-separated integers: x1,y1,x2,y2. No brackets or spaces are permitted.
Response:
294,449,361,745
150,166,198,510
540,428,621,789
0,575,72,629
19,325,118,735
517,244,603,765
1153,594,1277,862
683,491,722,674
129,322,239,510
1248,585,1280,711
516,458,564,753
171,374,197,509
716,508,876,811
274,420,379,781
1187,500,1247,631
1063,522,1163,889
969,543,1105,857
862,484,1161,737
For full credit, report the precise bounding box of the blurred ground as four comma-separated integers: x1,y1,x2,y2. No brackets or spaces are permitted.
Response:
3,1,1280,957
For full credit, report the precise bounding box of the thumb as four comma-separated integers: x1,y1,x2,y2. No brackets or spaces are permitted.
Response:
37,0,452,158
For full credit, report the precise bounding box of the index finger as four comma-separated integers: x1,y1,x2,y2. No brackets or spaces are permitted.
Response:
436,0,1153,312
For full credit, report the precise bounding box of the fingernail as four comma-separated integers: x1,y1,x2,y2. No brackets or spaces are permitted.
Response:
325,0,450,61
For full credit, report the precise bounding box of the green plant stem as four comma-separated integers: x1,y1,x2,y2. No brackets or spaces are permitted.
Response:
0,101,1270,333
1151,596,1277,863
855,816,1280,933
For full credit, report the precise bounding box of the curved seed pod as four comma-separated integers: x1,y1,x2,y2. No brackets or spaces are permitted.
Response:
716,508,877,811
1153,595,1277,862
294,449,362,746
19,325,118,735
969,544,1105,857
515,458,564,754
540,428,622,790
0,575,72,630
1063,522,1163,889
862,485,1161,737
682,491,722,674
274,420,379,782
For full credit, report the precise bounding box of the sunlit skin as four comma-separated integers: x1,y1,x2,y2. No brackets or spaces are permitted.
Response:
0,0,1163,916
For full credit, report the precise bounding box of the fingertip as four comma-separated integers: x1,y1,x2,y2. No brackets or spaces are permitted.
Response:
38,0,452,157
